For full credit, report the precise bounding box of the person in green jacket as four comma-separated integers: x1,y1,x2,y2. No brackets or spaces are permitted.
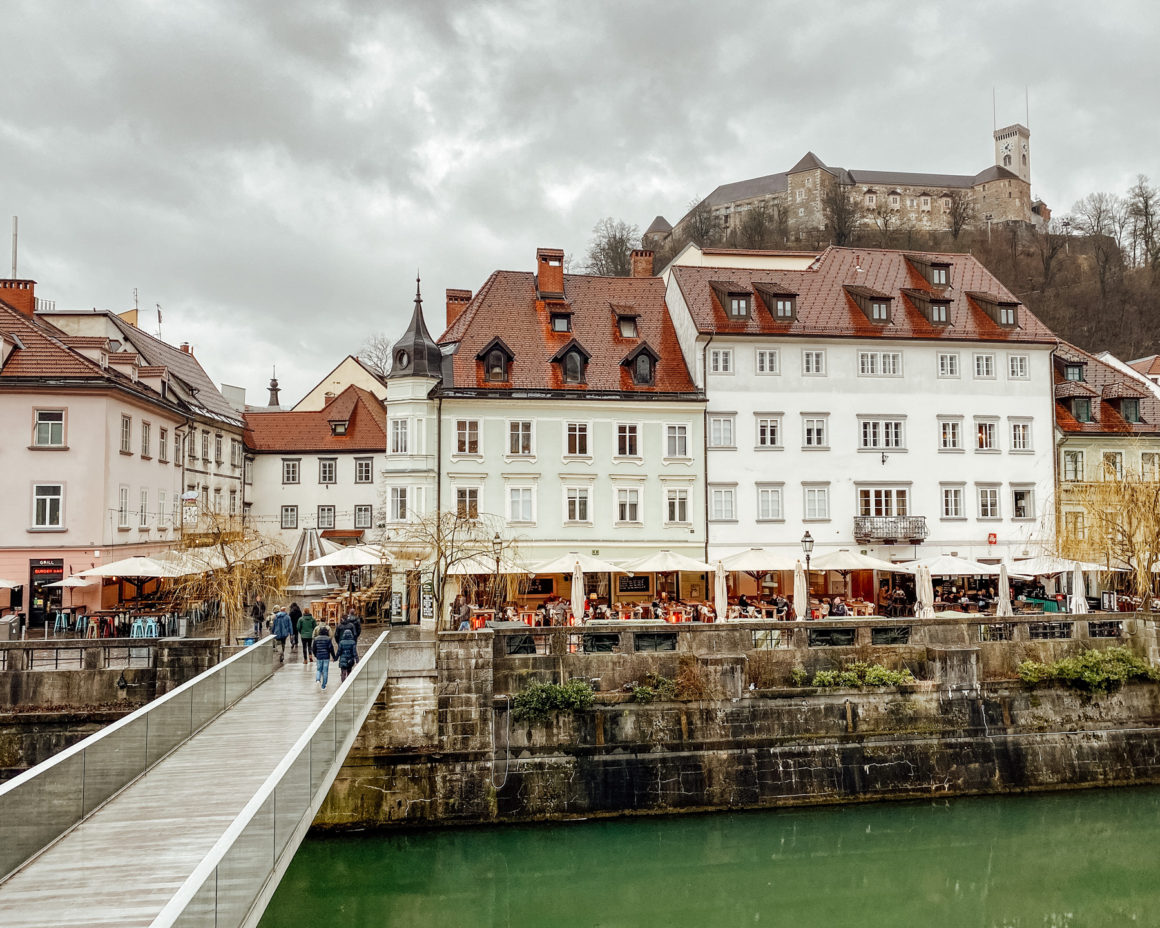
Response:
297,610,317,665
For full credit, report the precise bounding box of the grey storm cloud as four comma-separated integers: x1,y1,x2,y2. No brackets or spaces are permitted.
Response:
1,0,1157,403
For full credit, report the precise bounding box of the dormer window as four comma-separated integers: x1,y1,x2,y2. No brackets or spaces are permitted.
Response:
395,349,410,370
846,285,893,324
551,313,571,333
967,291,1021,329
476,336,515,383
621,342,660,387
563,351,584,383
775,298,795,319
331,421,348,436
487,350,508,381
930,301,949,324
618,316,637,338
728,295,750,318
755,283,798,321
1073,397,1092,422
633,354,653,385
1121,398,1141,423
870,301,889,321
998,306,1016,325
1064,364,1084,382
930,264,950,286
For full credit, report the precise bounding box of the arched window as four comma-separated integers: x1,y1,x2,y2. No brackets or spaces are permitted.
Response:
563,351,584,383
486,350,507,381
633,354,653,385
1003,154,1011,167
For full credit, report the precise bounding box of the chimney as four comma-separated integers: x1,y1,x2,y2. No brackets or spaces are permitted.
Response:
445,288,472,328
535,248,565,299
0,279,36,316
179,342,191,354
631,249,655,278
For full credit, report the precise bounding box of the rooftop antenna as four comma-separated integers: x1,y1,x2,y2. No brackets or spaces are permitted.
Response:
1025,85,1029,127
992,88,996,131
10,216,17,278
133,287,139,311
155,303,163,338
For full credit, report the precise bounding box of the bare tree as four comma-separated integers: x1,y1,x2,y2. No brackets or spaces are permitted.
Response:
682,196,717,247
1034,220,1069,290
946,190,975,241
870,201,899,246
735,202,772,249
1072,192,1126,297
584,218,640,276
821,183,862,246
358,333,394,378
1127,175,1160,270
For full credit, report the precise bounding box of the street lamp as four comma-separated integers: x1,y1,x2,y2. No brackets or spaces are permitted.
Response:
801,530,814,579
492,532,502,611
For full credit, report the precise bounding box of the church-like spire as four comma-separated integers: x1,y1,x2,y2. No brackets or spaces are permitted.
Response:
267,365,280,406
387,273,444,380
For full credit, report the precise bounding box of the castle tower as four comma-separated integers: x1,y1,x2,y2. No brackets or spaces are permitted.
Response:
994,123,1030,184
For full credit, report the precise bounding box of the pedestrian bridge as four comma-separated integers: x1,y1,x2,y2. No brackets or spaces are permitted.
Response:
0,630,391,928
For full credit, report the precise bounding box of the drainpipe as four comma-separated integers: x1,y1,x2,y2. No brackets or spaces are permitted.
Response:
701,335,713,565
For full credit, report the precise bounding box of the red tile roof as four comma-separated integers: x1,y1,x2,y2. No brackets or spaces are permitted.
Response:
670,246,1057,344
1054,342,1160,435
0,303,118,379
243,385,386,452
438,271,698,395
1129,355,1160,377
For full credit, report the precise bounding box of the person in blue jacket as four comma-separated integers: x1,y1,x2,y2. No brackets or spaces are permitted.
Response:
337,627,359,682
312,624,337,690
271,606,293,663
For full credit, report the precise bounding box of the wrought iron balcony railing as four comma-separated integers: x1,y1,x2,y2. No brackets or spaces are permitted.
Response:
853,515,928,544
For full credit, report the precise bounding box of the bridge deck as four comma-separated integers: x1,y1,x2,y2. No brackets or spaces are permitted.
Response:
0,654,333,927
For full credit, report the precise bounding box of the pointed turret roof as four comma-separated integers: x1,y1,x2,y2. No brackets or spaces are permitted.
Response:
387,276,444,380
788,151,828,174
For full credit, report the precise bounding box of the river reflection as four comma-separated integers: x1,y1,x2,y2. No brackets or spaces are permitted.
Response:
263,787,1160,927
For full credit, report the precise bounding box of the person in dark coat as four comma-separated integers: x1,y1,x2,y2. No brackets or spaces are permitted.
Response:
312,624,337,690
271,606,293,663
288,602,302,652
251,597,266,638
337,627,359,683
297,610,316,665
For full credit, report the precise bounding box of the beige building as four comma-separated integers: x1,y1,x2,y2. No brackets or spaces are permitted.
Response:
646,124,1046,247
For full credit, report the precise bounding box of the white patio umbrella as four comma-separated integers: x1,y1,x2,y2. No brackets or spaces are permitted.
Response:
996,563,1015,617
534,552,631,575
792,559,809,618
1010,555,1111,575
1069,563,1089,614
714,560,728,621
810,549,914,574
446,554,530,576
621,550,713,573
0,578,21,589
906,554,1001,577
305,544,391,568
76,556,180,578
720,548,800,572
915,566,936,619
570,560,585,624
45,576,96,610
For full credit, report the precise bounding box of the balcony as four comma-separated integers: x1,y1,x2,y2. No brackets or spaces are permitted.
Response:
854,515,928,544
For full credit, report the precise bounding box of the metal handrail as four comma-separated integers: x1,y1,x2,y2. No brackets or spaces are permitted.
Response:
153,630,392,928
0,637,275,884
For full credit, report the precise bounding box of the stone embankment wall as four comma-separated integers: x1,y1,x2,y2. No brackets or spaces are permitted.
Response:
317,617,1160,828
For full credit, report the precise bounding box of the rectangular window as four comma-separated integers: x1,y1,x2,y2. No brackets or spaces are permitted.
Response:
870,301,889,321
774,298,795,319
728,296,750,318
804,486,830,520
1008,355,1029,379
282,459,299,484
229,489,237,516
508,487,534,523
317,505,335,529
281,505,298,530
319,459,336,484
118,486,130,527
456,419,479,454
617,424,638,457
757,486,783,521
355,458,373,483
938,353,959,378
566,422,589,456
120,415,132,453
999,306,1016,326
708,415,735,448
244,459,253,485
930,303,949,324
939,419,962,450
802,350,826,375
355,504,373,529
859,419,905,449
1012,487,1034,520
1073,397,1092,422
858,351,901,376
158,489,168,527
187,432,197,460
977,486,1000,519
858,487,909,517
755,416,781,448
159,427,169,462
201,431,209,461
566,487,590,522
1062,449,1084,481
33,409,65,447
1122,398,1141,423
975,420,998,451
709,348,733,374
1064,364,1084,382
139,489,149,527
1064,511,1085,541
1143,452,1160,481
214,434,223,463
617,487,640,522
803,416,828,448
33,484,63,528
175,432,184,465
390,487,409,521
390,419,409,454
666,424,688,458
709,486,735,521
755,349,780,374
941,485,963,519
141,423,153,458
974,354,995,378
666,488,688,524
1103,451,1124,480
455,488,479,519
1010,421,1032,451
551,313,571,332
618,316,637,338
509,421,533,455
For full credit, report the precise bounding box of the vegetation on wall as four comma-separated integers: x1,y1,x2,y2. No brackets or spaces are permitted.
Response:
1017,647,1159,695
511,679,596,722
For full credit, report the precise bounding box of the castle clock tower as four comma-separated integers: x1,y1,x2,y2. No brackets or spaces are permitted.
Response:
994,123,1031,184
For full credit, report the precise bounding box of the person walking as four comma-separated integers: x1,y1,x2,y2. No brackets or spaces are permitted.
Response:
336,626,359,682
251,596,266,638
288,602,302,653
271,606,293,663
297,609,316,665
312,623,336,690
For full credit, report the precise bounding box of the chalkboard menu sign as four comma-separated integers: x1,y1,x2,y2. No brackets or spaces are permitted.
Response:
526,577,554,596
618,574,651,594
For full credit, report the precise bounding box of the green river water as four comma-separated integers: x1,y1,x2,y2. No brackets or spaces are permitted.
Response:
262,788,1160,927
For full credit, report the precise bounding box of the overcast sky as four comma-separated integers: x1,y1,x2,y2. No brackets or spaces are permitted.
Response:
3,0,1156,404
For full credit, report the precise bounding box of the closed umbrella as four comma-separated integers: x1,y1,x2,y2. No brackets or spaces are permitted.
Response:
1069,563,1089,614
570,561,585,625
915,566,936,619
996,564,1015,617
792,559,809,618
714,561,728,621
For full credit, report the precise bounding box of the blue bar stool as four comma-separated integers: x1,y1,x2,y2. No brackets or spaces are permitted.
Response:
53,612,70,635
144,618,159,637
130,617,146,638
74,614,88,635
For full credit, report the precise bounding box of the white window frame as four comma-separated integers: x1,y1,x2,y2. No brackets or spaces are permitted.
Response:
355,504,373,528
975,418,999,452
665,424,689,459
616,423,639,458
565,421,590,458
974,353,996,379
708,414,736,449
756,484,784,522
1008,354,1030,379
754,414,783,450
564,486,592,524
159,427,169,463
803,484,830,521
1062,449,1084,482
977,485,1000,520
709,348,734,374
1009,419,1033,452
455,419,480,456
317,505,336,530
390,419,409,455
665,488,689,524
857,350,902,377
940,484,964,520
389,487,409,522
858,417,906,450
1102,451,1124,480
1011,485,1035,521
938,416,963,452
802,349,826,376
120,415,132,454
281,505,298,530
139,489,149,528
282,459,300,484
802,415,829,450
508,420,534,456
140,422,151,458
937,352,960,378
32,483,64,528
616,486,642,524
755,348,780,374
507,485,535,524
708,485,736,522
118,485,130,528
33,409,65,448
